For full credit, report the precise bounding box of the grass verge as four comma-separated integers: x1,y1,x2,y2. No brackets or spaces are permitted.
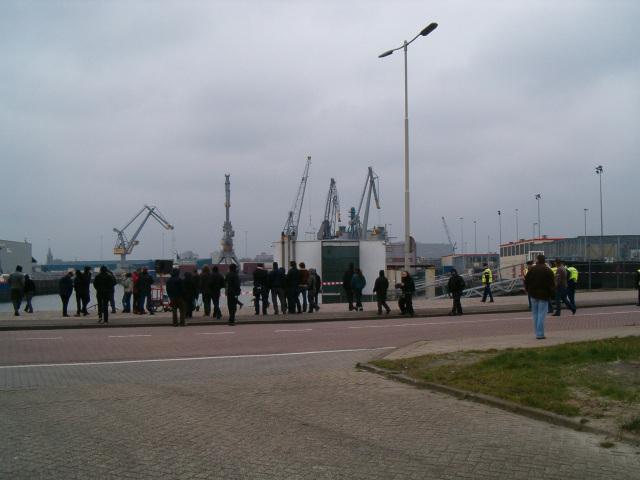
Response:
372,336,640,435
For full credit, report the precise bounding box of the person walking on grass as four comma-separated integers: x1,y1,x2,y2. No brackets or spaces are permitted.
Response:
523,254,556,339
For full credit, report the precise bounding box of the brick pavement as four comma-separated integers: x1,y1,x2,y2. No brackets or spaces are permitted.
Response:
1,351,639,479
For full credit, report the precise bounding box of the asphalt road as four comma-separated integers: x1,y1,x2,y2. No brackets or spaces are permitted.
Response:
1,306,639,479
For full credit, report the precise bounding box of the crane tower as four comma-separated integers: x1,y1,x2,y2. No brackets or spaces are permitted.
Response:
113,205,174,262
217,174,240,266
281,156,311,264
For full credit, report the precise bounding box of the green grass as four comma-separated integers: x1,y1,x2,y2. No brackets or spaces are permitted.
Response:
373,336,640,419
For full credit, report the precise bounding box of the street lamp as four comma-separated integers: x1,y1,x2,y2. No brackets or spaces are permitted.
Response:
487,235,492,254
533,222,537,239
473,220,477,254
460,217,464,257
497,211,502,280
595,165,603,259
585,208,591,289
379,22,438,272
515,208,519,241
534,194,541,238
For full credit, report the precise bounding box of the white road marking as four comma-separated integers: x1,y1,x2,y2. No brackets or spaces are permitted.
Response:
275,329,313,332
0,347,395,370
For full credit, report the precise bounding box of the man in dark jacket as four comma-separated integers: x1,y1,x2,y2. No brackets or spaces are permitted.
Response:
524,254,556,339
93,265,116,323
225,264,241,326
268,262,286,314
80,266,92,316
23,274,36,314
342,262,355,311
447,269,466,316
166,268,186,326
58,271,74,317
396,271,415,317
136,267,155,315
199,266,213,316
373,270,391,315
252,263,269,315
210,266,225,319
286,261,301,314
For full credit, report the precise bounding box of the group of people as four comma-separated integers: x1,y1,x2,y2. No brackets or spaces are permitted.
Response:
523,255,578,339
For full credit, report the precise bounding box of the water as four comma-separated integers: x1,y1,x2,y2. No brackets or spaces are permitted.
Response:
0,284,254,313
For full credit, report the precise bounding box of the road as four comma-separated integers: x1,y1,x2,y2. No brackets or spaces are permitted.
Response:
1,306,639,479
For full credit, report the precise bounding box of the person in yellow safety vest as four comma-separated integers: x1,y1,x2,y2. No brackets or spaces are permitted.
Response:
566,262,578,307
636,268,640,306
524,261,533,308
481,262,494,302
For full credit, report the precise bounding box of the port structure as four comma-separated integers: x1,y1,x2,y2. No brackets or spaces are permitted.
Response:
217,174,240,266
113,205,174,262
317,178,341,240
441,216,457,254
347,167,380,240
281,156,311,264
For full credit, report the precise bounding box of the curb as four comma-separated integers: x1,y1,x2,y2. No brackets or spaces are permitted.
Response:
358,362,640,447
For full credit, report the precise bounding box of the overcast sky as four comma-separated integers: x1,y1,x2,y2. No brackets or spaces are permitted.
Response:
2,0,638,263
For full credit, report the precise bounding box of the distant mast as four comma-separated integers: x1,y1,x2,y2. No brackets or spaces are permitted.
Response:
217,174,240,266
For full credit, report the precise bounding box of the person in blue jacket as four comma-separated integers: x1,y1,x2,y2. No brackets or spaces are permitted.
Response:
350,267,366,311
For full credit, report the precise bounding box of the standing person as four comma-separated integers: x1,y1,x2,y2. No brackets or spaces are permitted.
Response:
297,262,310,313
8,265,25,317
183,271,197,319
268,262,286,314
122,272,133,313
373,270,391,315
447,269,466,316
552,259,577,316
396,270,415,317
351,267,366,311
524,261,533,308
306,267,321,313
199,265,213,317
286,261,301,314
94,265,117,323
566,262,578,308
23,274,36,313
132,268,141,314
210,265,225,319
523,254,556,339
73,270,84,316
136,267,155,315
225,263,241,326
79,266,92,316
480,263,494,303
192,269,201,312
252,263,269,315
165,268,186,327
108,269,117,314
547,261,557,313
342,262,356,311
58,271,74,317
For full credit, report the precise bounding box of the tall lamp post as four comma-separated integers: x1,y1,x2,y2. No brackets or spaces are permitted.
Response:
595,165,603,259
460,217,464,257
379,22,438,272
497,211,502,280
585,208,591,289
533,223,537,239
473,220,477,254
515,208,519,241
535,194,541,238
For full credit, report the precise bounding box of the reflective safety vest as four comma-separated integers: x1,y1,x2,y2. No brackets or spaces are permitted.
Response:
567,266,578,283
482,268,493,284
551,266,557,275
524,268,529,277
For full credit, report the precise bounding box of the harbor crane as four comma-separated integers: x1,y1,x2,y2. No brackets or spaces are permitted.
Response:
281,156,311,263
441,216,457,254
113,205,174,262
217,174,240,265
347,167,380,239
317,178,341,240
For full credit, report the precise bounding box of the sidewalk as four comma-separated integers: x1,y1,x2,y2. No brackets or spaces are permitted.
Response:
0,289,636,331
